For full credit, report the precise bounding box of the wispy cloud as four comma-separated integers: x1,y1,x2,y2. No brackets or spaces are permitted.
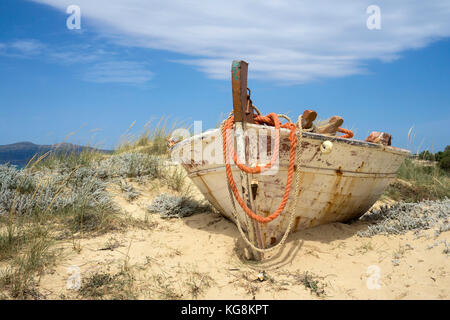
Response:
32,0,450,83
0,39,46,57
0,39,153,85
48,50,100,65
9,39,46,55
83,61,154,84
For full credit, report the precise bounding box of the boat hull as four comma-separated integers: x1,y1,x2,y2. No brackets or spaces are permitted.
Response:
172,124,410,247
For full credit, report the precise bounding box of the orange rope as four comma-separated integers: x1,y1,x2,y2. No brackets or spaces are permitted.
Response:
337,127,354,139
222,112,354,224
222,113,297,224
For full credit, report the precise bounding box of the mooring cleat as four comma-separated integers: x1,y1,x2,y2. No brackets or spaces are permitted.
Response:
301,109,317,129
365,131,392,146
316,116,344,136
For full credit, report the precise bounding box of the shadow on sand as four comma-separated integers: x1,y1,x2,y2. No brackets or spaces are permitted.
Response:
180,210,373,270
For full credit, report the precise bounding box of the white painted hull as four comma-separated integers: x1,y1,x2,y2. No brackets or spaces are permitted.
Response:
173,123,410,247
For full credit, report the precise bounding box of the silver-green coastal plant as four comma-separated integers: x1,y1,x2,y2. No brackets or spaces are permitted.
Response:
147,193,211,219
96,152,163,179
358,199,450,237
119,181,140,201
0,164,118,231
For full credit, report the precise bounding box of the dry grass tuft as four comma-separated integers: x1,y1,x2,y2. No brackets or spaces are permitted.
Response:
384,159,449,202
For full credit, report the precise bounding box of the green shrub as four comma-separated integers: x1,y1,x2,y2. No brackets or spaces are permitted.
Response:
440,155,450,171
437,146,450,172
418,150,435,161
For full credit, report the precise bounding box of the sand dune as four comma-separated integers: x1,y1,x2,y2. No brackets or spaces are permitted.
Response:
37,180,449,300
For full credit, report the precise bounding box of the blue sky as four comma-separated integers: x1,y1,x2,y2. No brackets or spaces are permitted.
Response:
0,0,449,152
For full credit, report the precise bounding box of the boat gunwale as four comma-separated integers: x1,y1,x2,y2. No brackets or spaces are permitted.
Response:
172,123,411,157
185,164,400,178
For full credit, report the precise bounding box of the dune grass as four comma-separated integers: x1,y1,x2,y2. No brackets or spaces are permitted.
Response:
0,159,125,298
115,117,186,155
0,218,57,299
30,145,107,172
78,269,136,300
384,159,450,202
0,118,192,299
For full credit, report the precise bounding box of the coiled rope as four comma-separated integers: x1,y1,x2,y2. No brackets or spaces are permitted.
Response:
221,115,305,253
222,113,297,224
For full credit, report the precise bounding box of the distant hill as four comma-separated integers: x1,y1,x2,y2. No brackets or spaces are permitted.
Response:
0,142,112,167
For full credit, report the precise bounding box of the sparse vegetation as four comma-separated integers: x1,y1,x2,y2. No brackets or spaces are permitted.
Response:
78,270,136,299
0,164,121,234
115,117,185,155
184,269,214,299
32,147,106,171
358,199,450,237
97,152,164,180
437,146,450,172
119,181,140,201
0,161,123,298
147,193,211,219
286,271,326,297
0,119,195,299
443,241,449,255
0,114,215,300
0,224,56,299
355,241,374,254
418,150,436,161
164,167,190,194
418,145,450,172
151,273,183,300
384,159,449,202
100,237,123,251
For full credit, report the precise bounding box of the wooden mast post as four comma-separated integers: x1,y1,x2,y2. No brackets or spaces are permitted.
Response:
231,60,264,260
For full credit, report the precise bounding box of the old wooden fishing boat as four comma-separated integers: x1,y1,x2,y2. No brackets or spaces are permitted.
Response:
172,60,410,257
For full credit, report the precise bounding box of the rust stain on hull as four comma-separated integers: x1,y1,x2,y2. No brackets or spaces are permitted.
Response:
294,216,301,231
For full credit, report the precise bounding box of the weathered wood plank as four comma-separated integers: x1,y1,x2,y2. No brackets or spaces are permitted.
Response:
231,60,254,124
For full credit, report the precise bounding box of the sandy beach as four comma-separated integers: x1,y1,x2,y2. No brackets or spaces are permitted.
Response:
36,180,449,300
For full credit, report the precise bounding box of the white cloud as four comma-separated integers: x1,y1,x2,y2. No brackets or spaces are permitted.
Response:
10,39,45,54
2,39,46,56
0,38,153,85
47,45,111,65
29,0,450,82
83,61,153,84
48,51,99,65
